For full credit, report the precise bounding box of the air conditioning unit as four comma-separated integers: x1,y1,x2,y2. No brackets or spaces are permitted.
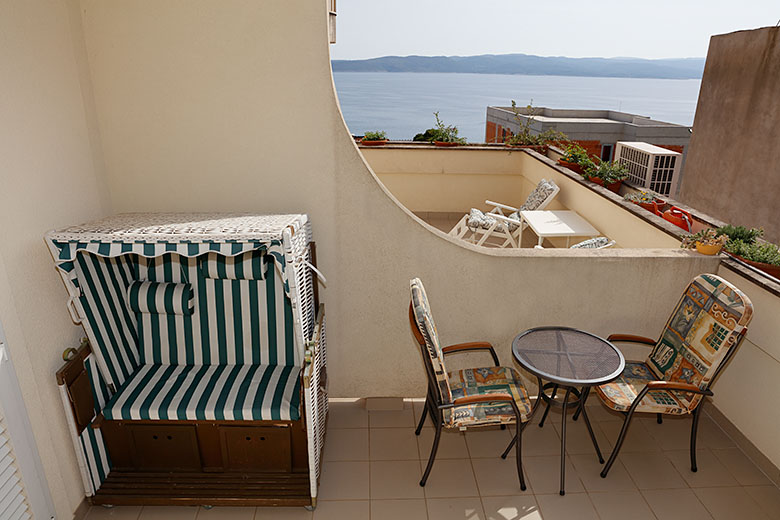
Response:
615,142,682,197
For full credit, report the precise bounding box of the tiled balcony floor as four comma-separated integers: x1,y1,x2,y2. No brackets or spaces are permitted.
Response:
85,398,780,520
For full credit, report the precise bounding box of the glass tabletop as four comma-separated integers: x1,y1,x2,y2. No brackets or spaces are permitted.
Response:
512,327,625,386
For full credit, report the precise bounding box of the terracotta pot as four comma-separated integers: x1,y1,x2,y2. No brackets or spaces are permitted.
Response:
729,254,780,279
695,242,723,255
586,176,622,194
638,201,660,214
557,159,584,175
360,139,388,146
434,141,461,147
663,207,693,231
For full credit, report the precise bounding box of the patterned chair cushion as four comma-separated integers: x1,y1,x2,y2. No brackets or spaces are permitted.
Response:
519,179,557,211
444,366,532,429
466,209,520,233
594,362,690,415
410,278,453,404
103,363,301,421
570,236,611,249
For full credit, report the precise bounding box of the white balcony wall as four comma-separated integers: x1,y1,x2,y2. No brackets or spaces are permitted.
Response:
0,0,111,518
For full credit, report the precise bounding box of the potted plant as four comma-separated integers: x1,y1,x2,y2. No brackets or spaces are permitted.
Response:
558,143,595,174
505,100,567,152
415,112,467,146
623,189,666,213
582,160,629,193
716,224,764,244
360,130,388,146
725,239,780,278
681,229,728,255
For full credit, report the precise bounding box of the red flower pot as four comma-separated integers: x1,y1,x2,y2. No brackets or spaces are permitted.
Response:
728,253,780,279
586,176,622,194
434,141,461,147
557,159,584,175
360,139,388,146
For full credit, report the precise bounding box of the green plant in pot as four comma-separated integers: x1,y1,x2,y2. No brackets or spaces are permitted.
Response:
415,112,466,146
361,130,388,146
505,100,567,151
582,160,629,194
715,225,763,244
724,239,780,279
681,228,728,255
623,189,666,213
558,143,595,174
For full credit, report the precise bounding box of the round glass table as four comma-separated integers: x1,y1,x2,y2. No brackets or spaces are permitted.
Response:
512,327,625,495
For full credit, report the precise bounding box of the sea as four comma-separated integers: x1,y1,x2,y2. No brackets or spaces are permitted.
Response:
333,72,701,142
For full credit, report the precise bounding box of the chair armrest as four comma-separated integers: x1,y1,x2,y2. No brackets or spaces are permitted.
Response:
646,381,712,395
489,212,521,224
442,342,500,366
486,200,519,212
607,334,656,346
450,393,514,407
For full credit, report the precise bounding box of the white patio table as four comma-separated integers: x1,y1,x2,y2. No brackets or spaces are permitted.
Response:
519,210,599,247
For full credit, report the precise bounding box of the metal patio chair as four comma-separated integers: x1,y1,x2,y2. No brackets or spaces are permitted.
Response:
594,273,753,477
409,278,534,489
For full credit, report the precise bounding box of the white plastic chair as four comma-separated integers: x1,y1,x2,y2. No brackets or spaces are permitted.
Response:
449,179,560,248
534,236,616,249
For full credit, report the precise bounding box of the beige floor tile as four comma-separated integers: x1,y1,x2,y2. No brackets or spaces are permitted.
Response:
255,506,313,519
694,486,770,520
522,455,584,495
371,428,421,460
620,451,687,489
323,427,369,461
412,399,430,429
520,422,561,457
426,497,486,520
417,427,469,459
535,493,599,520
138,506,198,520
370,460,425,499
317,461,370,500
422,458,480,498
598,419,661,453
711,448,771,485
86,506,143,520
481,495,541,520
312,500,369,520
371,499,428,520
744,485,780,520
196,506,255,519
641,488,713,520
640,414,693,451
328,399,368,429
550,415,611,457
464,427,513,458
665,449,738,488
369,404,416,428
582,401,624,423
570,453,637,493
697,417,735,450
471,457,528,496
588,490,656,520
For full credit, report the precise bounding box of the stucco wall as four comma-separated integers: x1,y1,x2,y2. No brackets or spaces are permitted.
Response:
679,27,780,242
0,0,111,517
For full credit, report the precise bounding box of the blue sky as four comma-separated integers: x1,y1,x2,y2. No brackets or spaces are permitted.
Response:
331,0,778,60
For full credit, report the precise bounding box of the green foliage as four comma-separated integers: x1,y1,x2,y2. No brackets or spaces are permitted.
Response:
506,100,568,146
562,143,596,170
584,160,629,184
725,240,780,266
680,228,728,249
363,130,387,141
415,112,467,144
623,189,662,204
715,225,763,245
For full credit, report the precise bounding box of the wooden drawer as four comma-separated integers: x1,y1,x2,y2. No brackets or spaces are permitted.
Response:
129,424,202,471
220,426,291,473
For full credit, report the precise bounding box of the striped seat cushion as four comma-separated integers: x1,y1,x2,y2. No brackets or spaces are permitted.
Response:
103,364,301,421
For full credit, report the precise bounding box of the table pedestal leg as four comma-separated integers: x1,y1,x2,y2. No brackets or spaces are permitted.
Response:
560,387,572,495
538,384,558,428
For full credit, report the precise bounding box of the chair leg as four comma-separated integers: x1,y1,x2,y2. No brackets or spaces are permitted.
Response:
501,434,516,459
657,413,663,424
690,405,703,472
415,396,429,436
420,422,442,486
515,426,526,491
600,409,636,478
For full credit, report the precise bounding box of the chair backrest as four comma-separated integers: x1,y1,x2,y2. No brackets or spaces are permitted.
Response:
519,179,560,212
646,273,753,409
409,278,453,406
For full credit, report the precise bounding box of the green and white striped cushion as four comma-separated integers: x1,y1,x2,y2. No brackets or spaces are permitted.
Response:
201,251,267,280
127,281,194,315
102,364,301,421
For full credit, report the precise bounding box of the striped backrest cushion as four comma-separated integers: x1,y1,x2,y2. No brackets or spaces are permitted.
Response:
201,251,267,280
127,281,194,315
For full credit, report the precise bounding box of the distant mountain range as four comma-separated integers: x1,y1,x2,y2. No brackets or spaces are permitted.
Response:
331,53,705,79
